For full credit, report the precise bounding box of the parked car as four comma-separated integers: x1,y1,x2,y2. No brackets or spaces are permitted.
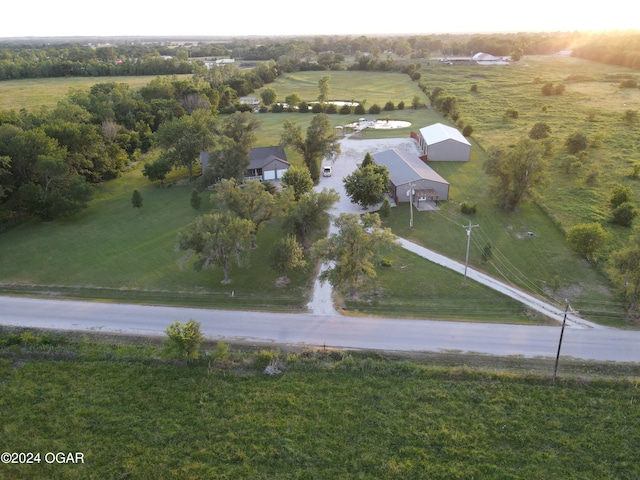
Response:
323,166,332,177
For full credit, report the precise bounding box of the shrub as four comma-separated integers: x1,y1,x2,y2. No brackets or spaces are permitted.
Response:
505,108,519,119
623,110,638,124
461,201,477,214
325,103,338,114
383,101,395,111
213,342,230,360
620,79,638,88
566,222,610,262
354,103,366,114
339,104,352,114
311,103,324,113
190,189,201,210
611,202,637,227
380,258,392,267
378,197,391,219
565,131,588,154
368,104,381,114
164,320,204,361
462,124,473,136
541,82,554,96
609,184,633,208
397,100,405,110
529,122,551,140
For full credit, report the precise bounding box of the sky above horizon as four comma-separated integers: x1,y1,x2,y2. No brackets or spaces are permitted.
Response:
2,0,636,38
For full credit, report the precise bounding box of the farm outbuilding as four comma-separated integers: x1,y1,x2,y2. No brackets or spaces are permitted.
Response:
372,149,449,207
414,123,471,162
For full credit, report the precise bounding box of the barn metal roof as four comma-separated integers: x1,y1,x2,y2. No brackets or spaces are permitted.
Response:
372,149,449,187
418,123,471,146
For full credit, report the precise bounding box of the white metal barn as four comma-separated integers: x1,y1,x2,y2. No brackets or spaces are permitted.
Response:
416,123,471,162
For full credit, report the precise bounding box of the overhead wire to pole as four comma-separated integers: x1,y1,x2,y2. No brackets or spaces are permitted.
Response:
553,300,577,384
462,220,479,285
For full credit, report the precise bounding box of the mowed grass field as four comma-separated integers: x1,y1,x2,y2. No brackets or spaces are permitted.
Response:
0,165,313,310
1,336,639,479
0,75,192,111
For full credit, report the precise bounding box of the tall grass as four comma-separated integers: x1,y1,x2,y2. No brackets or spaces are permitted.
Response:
1,336,639,479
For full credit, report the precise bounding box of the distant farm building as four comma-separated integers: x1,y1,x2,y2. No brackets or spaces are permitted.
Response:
239,97,260,106
372,149,449,207
439,52,510,65
413,123,471,162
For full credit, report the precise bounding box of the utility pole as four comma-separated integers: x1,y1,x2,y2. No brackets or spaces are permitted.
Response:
553,300,573,384
407,182,415,228
462,220,479,285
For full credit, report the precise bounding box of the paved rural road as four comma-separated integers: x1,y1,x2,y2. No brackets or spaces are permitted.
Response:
1,296,639,363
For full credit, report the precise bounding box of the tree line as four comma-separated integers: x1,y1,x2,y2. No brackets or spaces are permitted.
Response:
0,31,591,82
572,33,640,70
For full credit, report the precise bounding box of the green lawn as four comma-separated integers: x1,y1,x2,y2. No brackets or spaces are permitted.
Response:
266,70,424,107
0,165,312,310
1,335,639,479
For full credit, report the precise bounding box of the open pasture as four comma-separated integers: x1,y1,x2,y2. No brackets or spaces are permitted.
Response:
0,75,191,111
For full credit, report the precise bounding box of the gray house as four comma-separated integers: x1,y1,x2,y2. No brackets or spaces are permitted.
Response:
200,146,289,182
246,146,290,181
372,149,449,206
415,123,471,161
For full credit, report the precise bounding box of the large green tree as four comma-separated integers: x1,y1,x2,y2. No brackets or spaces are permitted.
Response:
269,234,306,282
312,213,397,298
610,228,640,320
18,155,93,220
212,179,276,248
201,112,260,184
176,212,254,284
484,137,549,212
142,156,172,185
283,188,339,246
343,164,390,209
155,109,217,179
317,76,330,104
280,114,340,182
281,165,314,201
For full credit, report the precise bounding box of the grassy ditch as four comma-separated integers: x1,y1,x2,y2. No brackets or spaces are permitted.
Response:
1,330,639,479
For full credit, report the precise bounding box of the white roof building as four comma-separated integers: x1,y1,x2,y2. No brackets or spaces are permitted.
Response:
415,123,471,162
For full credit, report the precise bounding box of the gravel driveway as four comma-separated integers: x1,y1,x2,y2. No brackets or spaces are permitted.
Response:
307,135,419,315
316,136,420,216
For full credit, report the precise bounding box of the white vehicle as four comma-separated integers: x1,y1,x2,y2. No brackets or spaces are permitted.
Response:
322,166,332,177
